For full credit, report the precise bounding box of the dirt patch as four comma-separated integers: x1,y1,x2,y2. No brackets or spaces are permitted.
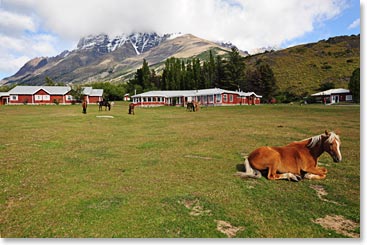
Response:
313,215,359,238
184,155,212,160
215,220,245,238
310,185,342,205
180,199,212,216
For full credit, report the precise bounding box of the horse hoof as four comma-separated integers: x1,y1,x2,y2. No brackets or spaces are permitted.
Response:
287,173,300,182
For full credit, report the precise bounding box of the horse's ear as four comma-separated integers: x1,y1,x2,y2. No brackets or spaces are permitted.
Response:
325,130,329,135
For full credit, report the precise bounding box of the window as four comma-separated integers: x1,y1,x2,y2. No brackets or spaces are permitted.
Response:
43,95,50,101
209,95,213,103
229,94,233,102
35,95,43,101
346,95,353,101
10,95,18,101
216,94,221,103
66,95,73,101
223,94,227,102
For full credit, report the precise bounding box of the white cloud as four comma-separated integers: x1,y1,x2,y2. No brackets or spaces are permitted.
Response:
0,0,350,79
24,0,347,51
348,18,360,29
0,9,36,35
0,54,30,74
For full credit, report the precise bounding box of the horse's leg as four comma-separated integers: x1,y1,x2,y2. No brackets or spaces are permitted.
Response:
234,158,262,179
304,166,327,175
275,173,302,181
303,173,326,180
266,163,301,181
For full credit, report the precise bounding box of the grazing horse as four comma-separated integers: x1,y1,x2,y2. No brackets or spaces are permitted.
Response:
235,130,342,181
99,100,111,111
128,103,135,115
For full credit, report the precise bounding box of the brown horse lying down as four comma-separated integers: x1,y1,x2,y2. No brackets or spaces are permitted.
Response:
235,130,342,181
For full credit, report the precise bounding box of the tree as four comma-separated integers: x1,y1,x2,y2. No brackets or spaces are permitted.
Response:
349,68,360,103
245,60,277,101
225,47,245,90
70,85,84,102
319,81,335,91
214,55,227,88
257,61,277,101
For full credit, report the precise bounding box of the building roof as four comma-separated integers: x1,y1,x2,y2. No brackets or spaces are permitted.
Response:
82,87,103,97
8,86,103,97
8,86,71,95
90,89,103,97
132,88,262,98
311,88,350,96
0,92,9,97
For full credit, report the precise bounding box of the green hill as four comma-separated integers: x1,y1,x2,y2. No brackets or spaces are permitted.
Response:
243,35,360,97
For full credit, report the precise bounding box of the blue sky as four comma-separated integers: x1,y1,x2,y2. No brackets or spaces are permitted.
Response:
0,0,361,81
282,0,360,48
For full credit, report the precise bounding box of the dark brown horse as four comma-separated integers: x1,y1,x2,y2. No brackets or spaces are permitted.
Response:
235,130,342,181
128,103,135,115
99,100,111,111
82,100,87,114
187,102,195,112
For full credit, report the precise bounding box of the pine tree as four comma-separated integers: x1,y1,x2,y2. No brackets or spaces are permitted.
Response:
225,47,245,90
141,59,151,90
257,61,277,101
349,68,360,103
215,55,226,88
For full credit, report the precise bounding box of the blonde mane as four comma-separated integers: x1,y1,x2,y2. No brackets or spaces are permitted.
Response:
306,131,340,149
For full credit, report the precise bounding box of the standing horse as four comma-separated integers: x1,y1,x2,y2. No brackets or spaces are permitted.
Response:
82,100,87,114
99,100,111,111
194,101,200,112
187,102,195,112
235,130,342,181
128,103,135,115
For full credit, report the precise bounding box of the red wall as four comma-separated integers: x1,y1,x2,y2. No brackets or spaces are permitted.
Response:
88,96,102,103
10,95,33,104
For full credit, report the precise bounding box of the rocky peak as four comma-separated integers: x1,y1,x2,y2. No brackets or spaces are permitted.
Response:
76,32,172,55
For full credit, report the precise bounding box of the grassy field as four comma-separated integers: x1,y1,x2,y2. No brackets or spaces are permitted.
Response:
0,102,360,238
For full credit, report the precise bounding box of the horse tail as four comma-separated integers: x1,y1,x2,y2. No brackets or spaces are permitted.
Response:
234,157,262,179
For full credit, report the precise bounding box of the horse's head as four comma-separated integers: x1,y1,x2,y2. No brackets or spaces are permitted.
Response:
323,130,342,163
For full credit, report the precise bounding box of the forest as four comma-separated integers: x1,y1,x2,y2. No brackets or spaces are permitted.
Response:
127,47,278,102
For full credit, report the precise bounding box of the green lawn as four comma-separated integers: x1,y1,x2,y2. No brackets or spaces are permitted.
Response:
0,102,360,238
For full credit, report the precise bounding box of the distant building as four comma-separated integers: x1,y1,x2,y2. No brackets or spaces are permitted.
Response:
124,93,131,101
131,88,262,107
311,88,353,104
1,86,103,105
0,92,9,105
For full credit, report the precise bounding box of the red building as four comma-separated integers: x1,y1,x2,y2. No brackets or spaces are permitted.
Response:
3,86,103,105
131,88,262,107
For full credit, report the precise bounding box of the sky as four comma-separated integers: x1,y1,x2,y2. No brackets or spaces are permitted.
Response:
0,0,361,81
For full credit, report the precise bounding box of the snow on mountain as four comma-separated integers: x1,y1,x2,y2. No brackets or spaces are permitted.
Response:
77,32,173,55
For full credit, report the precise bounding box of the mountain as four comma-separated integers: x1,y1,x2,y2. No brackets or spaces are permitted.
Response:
243,34,360,96
1,32,230,85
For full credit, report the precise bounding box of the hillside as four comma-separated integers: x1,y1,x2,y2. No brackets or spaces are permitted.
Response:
243,35,360,96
